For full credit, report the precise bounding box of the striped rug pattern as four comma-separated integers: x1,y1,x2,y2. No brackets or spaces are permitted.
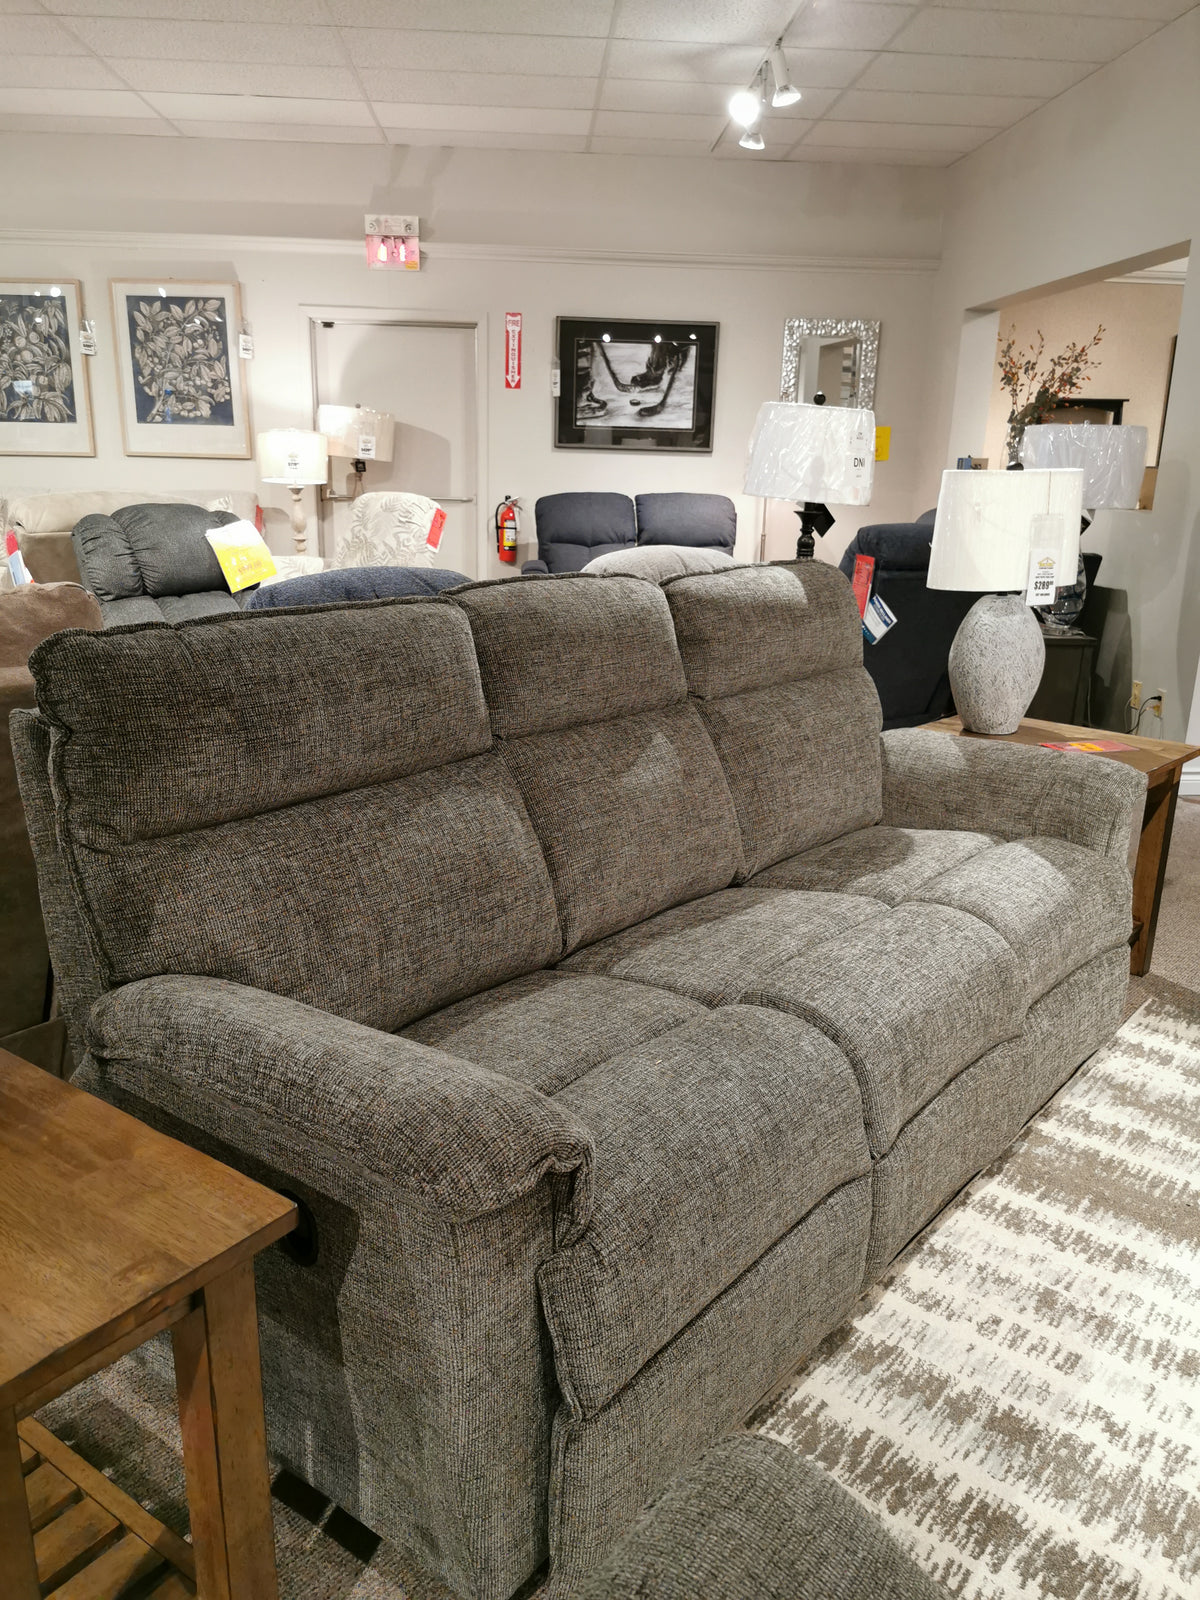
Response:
755,995,1200,1600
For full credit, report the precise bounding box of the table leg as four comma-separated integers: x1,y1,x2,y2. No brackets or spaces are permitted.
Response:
0,1405,40,1600
172,1260,280,1600
1130,773,1181,976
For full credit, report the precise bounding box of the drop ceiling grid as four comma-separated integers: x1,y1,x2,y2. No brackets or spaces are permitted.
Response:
0,0,1193,163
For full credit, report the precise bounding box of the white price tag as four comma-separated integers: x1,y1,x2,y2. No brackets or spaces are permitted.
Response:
238,331,254,359
356,432,376,459
862,593,897,644
551,361,561,397
1025,548,1059,606
849,416,875,493
79,322,97,356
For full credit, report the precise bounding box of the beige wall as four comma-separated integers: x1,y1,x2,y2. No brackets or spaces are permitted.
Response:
981,278,1183,471
923,7,1199,741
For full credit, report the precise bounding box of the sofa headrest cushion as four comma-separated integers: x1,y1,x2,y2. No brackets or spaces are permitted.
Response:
453,574,687,739
534,492,637,555
73,503,238,600
664,561,862,700
635,493,737,551
29,598,490,844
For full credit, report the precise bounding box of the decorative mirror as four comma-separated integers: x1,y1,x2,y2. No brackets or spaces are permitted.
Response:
780,318,880,410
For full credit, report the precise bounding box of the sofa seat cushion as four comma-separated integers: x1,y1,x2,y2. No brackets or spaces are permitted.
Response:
908,836,1132,1000
538,1005,869,1417
751,826,998,905
402,971,705,1095
742,904,1024,1156
560,887,886,1006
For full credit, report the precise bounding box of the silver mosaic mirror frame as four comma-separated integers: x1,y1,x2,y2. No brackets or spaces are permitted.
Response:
780,317,880,410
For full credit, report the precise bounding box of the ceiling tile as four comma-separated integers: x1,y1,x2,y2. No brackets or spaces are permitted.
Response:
784,4,916,51
886,8,1154,59
65,17,337,63
145,92,376,125
0,112,177,134
785,143,958,164
383,128,589,150
591,109,724,139
174,118,381,140
716,119,815,151
327,0,615,33
117,58,361,96
373,103,590,133
606,38,874,87
42,0,328,19
614,0,798,44
0,86,161,117
1,15,90,52
927,0,1191,18
855,51,1095,94
358,69,596,106
342,29,606,73
588,135,715,155
803,118,993,149
599,76,839,118
0,54,126,88
829,88,1044,125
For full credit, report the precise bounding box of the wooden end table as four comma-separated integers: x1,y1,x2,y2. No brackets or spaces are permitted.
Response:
0,1047,297,1599
922,715,1200,977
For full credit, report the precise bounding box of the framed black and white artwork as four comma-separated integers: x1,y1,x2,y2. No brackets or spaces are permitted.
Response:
0,280,95,456
554,317,718,452
111,278,251,458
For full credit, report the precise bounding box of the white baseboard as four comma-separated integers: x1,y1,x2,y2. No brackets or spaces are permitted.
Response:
1180,764,1200,799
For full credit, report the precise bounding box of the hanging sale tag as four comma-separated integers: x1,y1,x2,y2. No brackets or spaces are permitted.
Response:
849,415,874,494
1025,548,1059,607
79,321,97,356
357,432,376,459
505,312,522,390
238,331,255,360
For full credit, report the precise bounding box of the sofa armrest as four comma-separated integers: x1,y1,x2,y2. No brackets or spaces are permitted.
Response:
521,557,550,575
87,974,593,1233
880,728,1146,860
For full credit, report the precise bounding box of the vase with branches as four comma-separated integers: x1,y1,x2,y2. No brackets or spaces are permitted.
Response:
998,324,1105,464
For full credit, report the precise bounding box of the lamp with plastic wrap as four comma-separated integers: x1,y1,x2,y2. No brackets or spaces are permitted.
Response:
744,398,875,560
317,405,396,501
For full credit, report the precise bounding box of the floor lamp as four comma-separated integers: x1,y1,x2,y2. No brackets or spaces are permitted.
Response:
257,429,328,554
744,399,875,560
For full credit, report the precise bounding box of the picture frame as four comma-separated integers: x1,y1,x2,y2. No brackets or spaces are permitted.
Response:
554,317,718,452
0,279,95,456
111,278,251,458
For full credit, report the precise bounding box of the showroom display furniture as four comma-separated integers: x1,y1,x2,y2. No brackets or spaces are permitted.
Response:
0,581,101,1075
73,501,245,625
838,513,979,728
523,492,737,574
333,489,447,568
14,565,1144,1600
923,714,1200,976
6,488,259,585
246,563,469,609
0,1045,296,1600
574,1433,946,1600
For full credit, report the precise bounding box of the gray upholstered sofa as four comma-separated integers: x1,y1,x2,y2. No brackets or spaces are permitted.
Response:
12,563,1143,1600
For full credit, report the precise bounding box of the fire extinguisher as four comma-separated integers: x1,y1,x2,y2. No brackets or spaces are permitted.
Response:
495,496,520,563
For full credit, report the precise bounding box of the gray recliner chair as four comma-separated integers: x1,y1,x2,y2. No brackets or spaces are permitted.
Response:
73,501,247,626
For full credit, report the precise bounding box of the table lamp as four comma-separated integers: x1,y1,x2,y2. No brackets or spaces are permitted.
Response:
257,429,328,553
928,467,1083,734
316,405,396,500
744,399,875,559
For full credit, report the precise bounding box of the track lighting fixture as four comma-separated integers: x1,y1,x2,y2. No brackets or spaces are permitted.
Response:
728,81,764,130
769,44,802,107
738,130,766,150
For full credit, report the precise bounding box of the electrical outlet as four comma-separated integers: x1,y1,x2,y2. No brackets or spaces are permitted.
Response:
1153,690,1165,719
1131,681,1143,710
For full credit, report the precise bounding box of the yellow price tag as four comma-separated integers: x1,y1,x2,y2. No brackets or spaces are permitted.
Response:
874,425,891,463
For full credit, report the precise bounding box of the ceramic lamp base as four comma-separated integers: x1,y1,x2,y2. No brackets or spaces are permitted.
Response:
948,593,1046,735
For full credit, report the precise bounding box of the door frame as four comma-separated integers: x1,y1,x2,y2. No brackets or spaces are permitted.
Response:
304,307,488,576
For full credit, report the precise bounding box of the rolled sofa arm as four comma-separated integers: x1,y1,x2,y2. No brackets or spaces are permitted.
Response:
86,974,594,1234
881,727,1147,861
521,557,551,575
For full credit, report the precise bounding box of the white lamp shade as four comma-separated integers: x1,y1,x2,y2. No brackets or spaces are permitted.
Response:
744,401,875,507
257,429,328,486
1018,423,1147,509
928,469,1083,592
316,405,395,464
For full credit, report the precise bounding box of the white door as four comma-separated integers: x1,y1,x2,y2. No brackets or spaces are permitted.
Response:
312,319,479,575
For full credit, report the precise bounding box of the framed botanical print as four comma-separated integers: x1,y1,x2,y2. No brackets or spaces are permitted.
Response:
554,317,718,452
0,280,95,455
111,279,251,458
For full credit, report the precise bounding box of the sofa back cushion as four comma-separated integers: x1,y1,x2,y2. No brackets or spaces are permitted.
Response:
29,600,561,1030
454,576,742,953
533,492,637,573
665,562,883,878
635,492,737,552
73,503,238,600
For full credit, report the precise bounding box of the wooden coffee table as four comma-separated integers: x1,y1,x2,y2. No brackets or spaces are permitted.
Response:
0,1047,297,1599
923,715,1200,976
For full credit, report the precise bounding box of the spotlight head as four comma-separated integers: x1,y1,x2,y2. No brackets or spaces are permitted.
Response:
769,45,802,107
738,129,766,151
728,87,763,129
772,82,802,107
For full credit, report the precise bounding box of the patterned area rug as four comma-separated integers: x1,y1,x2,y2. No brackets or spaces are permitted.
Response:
753,991,1200,1600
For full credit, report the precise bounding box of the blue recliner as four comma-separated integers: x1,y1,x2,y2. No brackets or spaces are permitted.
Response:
523,492,737,575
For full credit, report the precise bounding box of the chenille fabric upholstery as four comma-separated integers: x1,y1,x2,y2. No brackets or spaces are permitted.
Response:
751,825,998,904
573,1433,948,1600
663,563,883,879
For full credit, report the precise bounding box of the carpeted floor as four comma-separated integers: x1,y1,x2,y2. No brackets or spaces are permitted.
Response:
753,989,1200,1600
1149,798,1200,993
